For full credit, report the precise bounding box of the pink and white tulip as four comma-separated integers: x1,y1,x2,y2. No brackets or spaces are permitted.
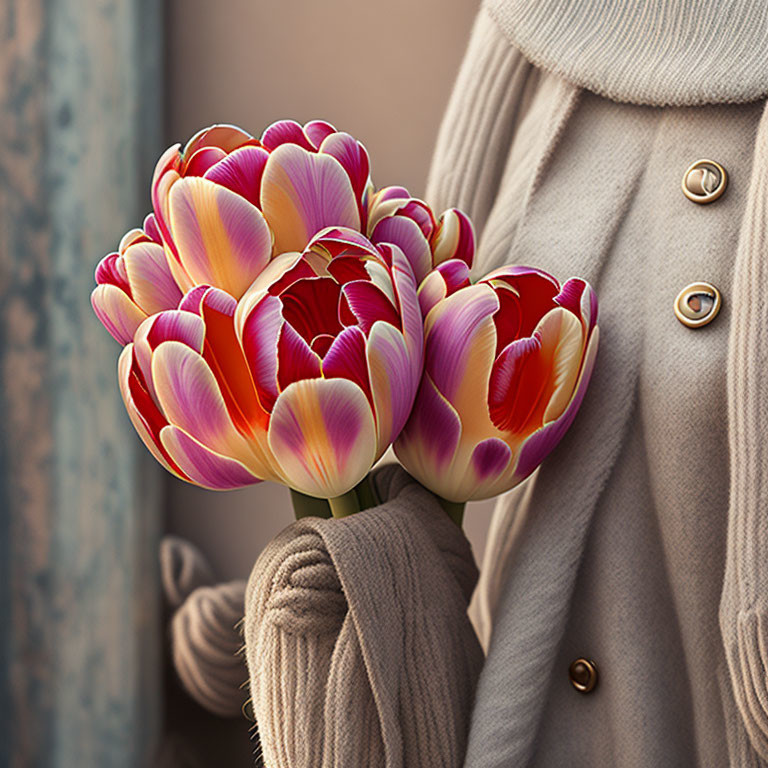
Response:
394,266,599,502
118,227,423,498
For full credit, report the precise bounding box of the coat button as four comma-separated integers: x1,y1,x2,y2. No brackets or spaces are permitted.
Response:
569,657,598,693
682,159,727,204
674,281,722,328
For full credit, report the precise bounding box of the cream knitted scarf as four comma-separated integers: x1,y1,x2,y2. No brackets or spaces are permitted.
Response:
485,0,768,106
243,465,484,768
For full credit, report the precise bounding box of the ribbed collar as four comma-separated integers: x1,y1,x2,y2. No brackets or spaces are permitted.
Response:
484,0,768,106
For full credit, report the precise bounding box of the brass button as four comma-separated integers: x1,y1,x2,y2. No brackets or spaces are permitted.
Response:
674,281,722,328
682,159,727,204
569,657,598,693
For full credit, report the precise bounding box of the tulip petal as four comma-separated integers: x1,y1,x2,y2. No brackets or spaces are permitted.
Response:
366,320,415,449
95,251,130,292
418,259,471,318
322,325,372,404
541,308,588,422
160,425,263,490
178,285,211,313
261,119,315,151
184,146,227,177
471,438,512,481
303,120,337,149
196,291,271,436
513,325,599,482
555,277,599,332
136,309,205,357
370,214,432,284
387,244,424,391
91,284,147,345
277,323,322,390
268,378,377,498
431,208,475,269
261,143,360,255
204,145,269,208
447,438,514,503
123,241,184,315
425,284,499,404
489,308,583,434
183,124,254,159
143,212,163,244
279,277,344,344
482,266,561,338
151,340,263,473
394,372,462,481
133,310,205,403
169,176,273,298
318,132,370,212
118,344,189,481
341,280,400,332
238,292,283,412
488,335,542,433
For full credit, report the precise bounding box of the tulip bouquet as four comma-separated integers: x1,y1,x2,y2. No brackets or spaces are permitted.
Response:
92,120,598,523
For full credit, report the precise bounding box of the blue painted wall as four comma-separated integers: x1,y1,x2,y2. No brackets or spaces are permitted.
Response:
0,1,164,764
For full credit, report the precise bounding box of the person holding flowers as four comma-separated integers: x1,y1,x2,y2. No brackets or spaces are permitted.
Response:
92,116,597,767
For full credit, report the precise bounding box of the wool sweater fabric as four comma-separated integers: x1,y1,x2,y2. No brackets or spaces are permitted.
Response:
243,465,484,768
160,536,249,718
424,2,768,766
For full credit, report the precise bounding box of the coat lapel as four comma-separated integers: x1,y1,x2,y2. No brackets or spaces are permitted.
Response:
465,79,657,767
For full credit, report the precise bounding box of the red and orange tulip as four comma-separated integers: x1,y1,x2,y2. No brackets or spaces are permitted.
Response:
117,228,422,499
395,265,599,502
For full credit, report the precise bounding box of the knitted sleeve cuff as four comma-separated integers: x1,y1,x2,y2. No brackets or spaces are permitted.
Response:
721,607,768,759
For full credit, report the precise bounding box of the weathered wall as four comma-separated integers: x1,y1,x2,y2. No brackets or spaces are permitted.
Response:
0,1,163,765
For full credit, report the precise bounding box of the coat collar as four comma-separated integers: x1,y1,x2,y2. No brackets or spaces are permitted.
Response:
484,0,768,106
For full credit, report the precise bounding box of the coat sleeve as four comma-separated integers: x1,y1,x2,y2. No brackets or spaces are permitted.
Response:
424,4,533,244
721,97,768,759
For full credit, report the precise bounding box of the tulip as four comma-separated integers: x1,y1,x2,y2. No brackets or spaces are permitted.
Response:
151,120,371,299
118,227,422,503
394,265,599,502
416,258,472,318
91,213,184,344
367,187,475,283
93,120,476,349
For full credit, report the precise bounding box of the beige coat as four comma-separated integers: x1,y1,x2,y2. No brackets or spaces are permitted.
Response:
425,3,768,766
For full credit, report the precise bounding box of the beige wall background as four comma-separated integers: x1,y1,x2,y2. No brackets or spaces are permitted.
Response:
165,0,491,588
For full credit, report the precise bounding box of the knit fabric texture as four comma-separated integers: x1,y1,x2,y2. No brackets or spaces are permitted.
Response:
720,94,768,759
485,0,768,106
160,535,249,718
243,464,484,768
423,5,768,764
171,580,248,718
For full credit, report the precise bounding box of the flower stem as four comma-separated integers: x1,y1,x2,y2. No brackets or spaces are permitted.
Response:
290,489,332,520
438,497,466,528
354,472,379,512
328,489,361,518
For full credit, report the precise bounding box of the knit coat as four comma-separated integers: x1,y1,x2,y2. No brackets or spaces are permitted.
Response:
425,2,768,766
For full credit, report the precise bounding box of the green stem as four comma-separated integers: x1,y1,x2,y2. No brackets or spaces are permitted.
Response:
290,488,332,520
354,472,379,511
328,489,361,518
438,497,466,528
